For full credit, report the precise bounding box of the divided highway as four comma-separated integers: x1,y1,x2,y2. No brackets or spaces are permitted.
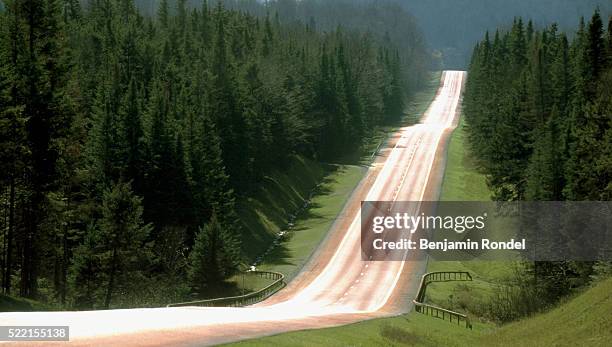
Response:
0,71,466,346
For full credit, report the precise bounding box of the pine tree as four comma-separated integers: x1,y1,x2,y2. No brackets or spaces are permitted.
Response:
0,0,24,294
510,18,527,75
337,42,363,145
585,9,606,96
607,16,612,65
69,224,100,309
241,62,274,178
525,109,563,200
143,78,176,228
68,181,151,309
550,34,571,118
262,12,274,57
157,0,168,28
386,50,405,122
86,80,124,190
18,0,69,298
564,11,608,200
188,212,240,293
100,181,151,308
209,4,250,191
119,77,145,193
177,0,188,36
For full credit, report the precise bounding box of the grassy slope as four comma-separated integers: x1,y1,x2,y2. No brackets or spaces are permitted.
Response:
237,155,328,263
255,164,365,280
230,313,483,347
479,277,612,347
229,155,367,292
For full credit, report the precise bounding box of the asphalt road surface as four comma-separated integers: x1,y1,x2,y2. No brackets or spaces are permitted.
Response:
0,71,466,346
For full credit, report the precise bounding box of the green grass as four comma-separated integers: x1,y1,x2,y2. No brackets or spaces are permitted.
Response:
229,312,486,347
478,277,612,347
423,260,515,317
228,277,612,346
440,117,489,202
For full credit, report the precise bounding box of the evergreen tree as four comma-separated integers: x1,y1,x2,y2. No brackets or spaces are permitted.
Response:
18,0,69,298
209,4,250,191
584,9,606,96
143,78,179,228
337,42,363,144
564,11,608,200
157,0,168,28
0,0,25,294
70,181,151,309
384,50,405,122
120,77,145,192
86,79,124,190
188,212,240,293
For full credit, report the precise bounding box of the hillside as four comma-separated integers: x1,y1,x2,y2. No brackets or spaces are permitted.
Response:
478,277,612,346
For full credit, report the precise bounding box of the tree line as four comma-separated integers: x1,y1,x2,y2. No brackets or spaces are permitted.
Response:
132,1,429,83
464,10,611,319
400,0,612,69
0,0,425,308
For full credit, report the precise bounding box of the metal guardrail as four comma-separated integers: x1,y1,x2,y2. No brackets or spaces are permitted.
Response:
370,139,384,161
413,271,473,329
166,271,285,308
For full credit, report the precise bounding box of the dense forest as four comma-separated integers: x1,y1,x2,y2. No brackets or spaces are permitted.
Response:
464,10,612,319
131,1,612,69
0,0,426,308
135,1,429,80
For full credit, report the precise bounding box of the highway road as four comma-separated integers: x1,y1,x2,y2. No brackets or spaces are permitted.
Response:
0,70,466,346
